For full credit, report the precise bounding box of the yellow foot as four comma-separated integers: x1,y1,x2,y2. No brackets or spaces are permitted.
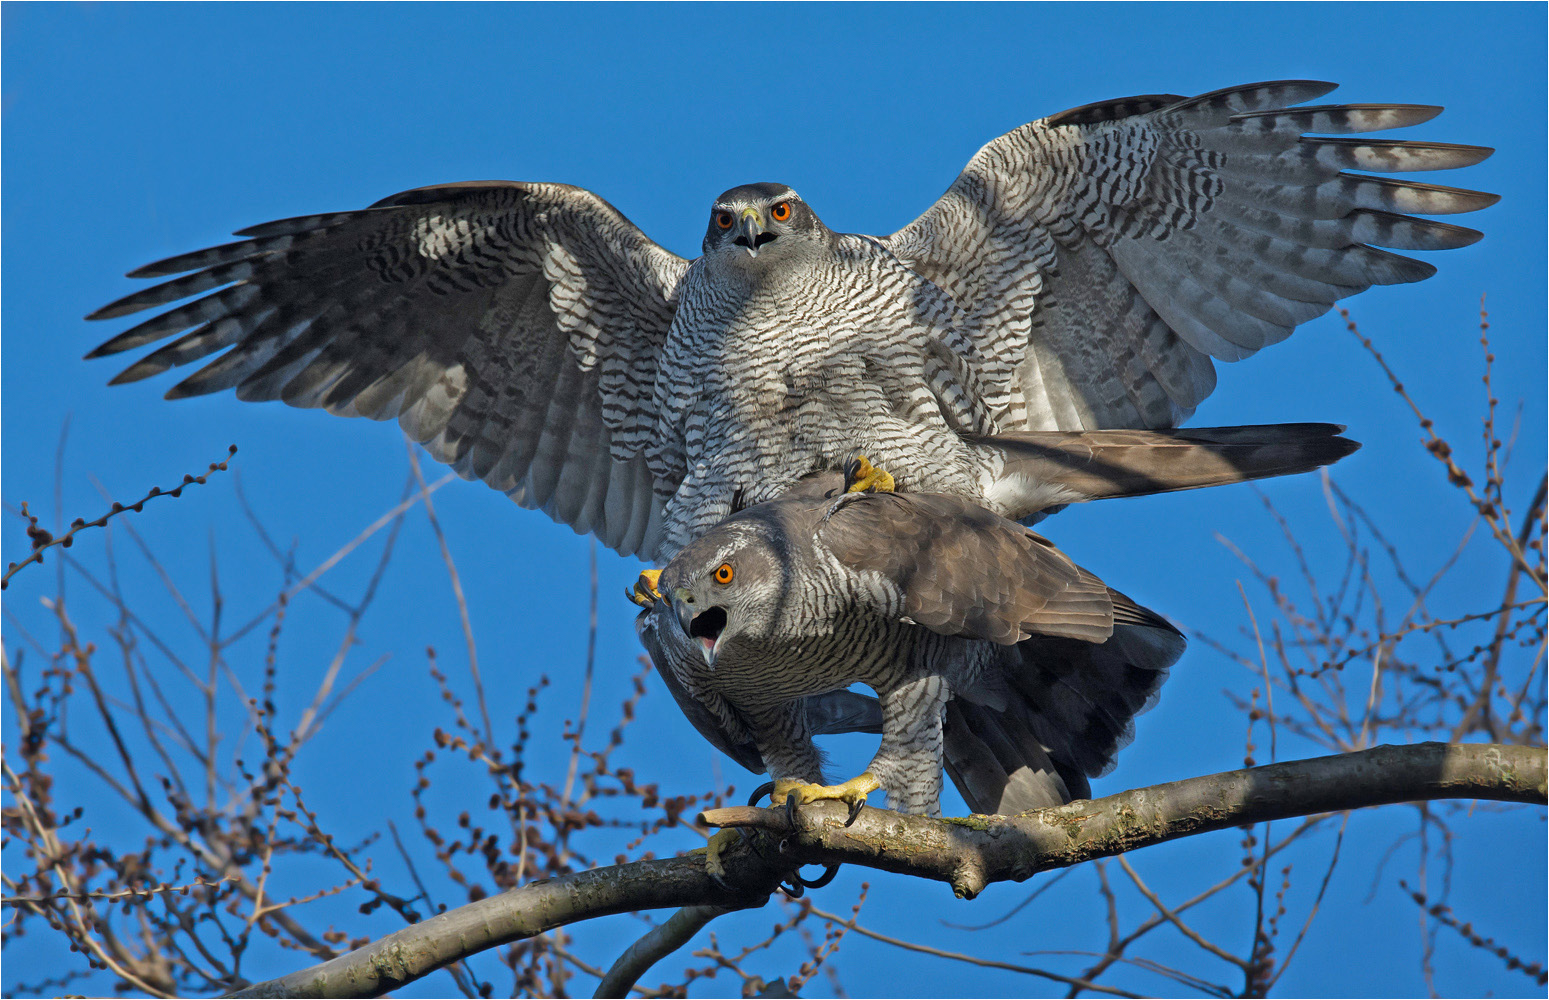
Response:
843,454,895,494
772,772,881,825
625,568,663,608
689,827,744,879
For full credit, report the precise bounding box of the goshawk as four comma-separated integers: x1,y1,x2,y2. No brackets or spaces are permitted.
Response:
86,80,1494,561
644,471,1188,820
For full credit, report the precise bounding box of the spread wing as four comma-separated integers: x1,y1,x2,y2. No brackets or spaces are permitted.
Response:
87,182,691,559
883,80,1497,431
817,492,1115,646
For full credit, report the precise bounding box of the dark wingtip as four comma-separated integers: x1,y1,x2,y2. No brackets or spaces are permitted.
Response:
1448,226,1485,248
85,300,136,321
164,381,202,401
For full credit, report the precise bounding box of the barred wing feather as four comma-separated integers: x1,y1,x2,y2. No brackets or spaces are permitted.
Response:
885,80,1496,432
87,181,690,559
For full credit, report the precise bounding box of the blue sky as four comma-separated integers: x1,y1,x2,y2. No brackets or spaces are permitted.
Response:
3,4,1544,996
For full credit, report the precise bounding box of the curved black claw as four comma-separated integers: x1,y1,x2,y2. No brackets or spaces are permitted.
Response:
842,454,864,492
748,781,776,807
778,877,806,899
749,781,842,898
797,865,840,890
845,796,866,826
774,849,840,898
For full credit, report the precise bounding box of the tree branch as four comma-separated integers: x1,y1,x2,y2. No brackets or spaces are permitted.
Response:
592,904,730,998
228,742,1543,998
702,742,1544,899
226,857,786,999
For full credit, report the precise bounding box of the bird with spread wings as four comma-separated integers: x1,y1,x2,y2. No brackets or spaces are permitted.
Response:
87,80,1494,823
87,80,1494,563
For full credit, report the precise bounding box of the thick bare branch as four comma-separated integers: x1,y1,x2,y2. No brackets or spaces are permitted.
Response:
703,742,1544,899
226,857,786,999
228,742,1541,998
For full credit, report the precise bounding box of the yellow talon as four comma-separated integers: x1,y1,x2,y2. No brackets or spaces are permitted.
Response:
689,827,744,878
626,568,664,608
843,454,895,494
771,771,881,823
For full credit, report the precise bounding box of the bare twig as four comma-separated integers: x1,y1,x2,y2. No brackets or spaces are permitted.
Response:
4,445,237,590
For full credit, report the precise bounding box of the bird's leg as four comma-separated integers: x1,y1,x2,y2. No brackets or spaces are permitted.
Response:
691,701,823,882
692,703,845,877
866,674,949,817
744,704,879,821
625,568,663,608
843,453,896,494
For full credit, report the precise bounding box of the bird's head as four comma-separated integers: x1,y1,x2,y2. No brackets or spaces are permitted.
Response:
659,519,791,669
702,183,828,266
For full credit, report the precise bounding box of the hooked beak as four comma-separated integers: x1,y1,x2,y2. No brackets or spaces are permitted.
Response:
674,589,728,668
734,208,772,258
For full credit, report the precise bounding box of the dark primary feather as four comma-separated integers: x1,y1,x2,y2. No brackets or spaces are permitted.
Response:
945,593,1184,814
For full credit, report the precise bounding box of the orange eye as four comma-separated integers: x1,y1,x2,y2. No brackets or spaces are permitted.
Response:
713,563,734,585
714,211,735,230
770,201,791,222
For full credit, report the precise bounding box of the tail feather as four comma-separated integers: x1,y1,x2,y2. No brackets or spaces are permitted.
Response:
943,592,1185,814
944,700,1083,814
979,423,1357,519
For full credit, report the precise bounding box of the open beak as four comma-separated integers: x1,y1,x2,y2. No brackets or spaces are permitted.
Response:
674,591,727,668
735,208,765,258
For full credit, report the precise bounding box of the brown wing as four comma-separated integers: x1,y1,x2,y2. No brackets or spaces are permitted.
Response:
87,181,690,558
817,492,1114,646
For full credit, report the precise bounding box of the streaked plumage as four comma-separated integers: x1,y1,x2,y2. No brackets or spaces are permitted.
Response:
85,81,1485,814
648,475,1186,816
86,81,1494,561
